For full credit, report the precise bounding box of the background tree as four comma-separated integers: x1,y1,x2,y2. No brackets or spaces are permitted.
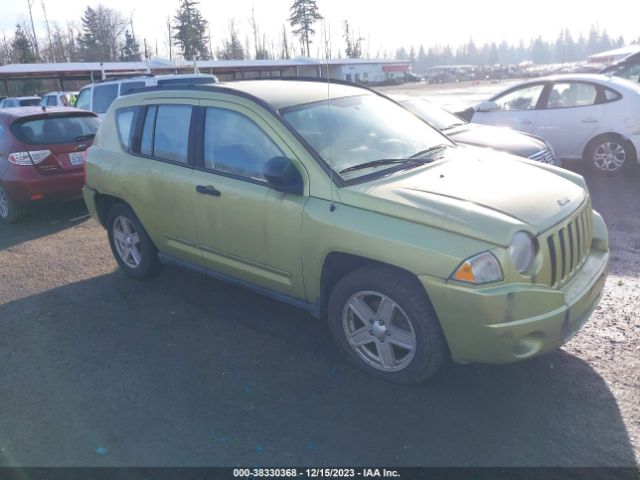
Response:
78,5,127,61
249,7,270,59
217,19,245,60
289,0,322,57
343,20,363,58
173,0,210,60
11,24,39,94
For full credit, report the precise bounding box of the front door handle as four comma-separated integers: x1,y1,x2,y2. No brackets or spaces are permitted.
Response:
519,119,533,125
582,118,599,123
196,185,221,197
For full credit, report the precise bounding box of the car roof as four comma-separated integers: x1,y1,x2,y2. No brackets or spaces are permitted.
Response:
5,96,41,100
217,79,373,109
0,106,96,120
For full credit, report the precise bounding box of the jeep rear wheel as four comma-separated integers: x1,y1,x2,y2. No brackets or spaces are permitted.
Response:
107,204,162,278
328,266,446,383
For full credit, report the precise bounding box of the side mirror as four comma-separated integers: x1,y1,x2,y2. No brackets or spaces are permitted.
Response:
476,100,500,113
263,156,304,196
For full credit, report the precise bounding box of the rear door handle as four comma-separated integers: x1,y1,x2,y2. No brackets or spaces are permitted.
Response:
582,118,599,123
519,119,533,125
196,185,221,197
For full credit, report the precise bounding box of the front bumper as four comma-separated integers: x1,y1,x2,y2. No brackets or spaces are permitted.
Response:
420,247,609,364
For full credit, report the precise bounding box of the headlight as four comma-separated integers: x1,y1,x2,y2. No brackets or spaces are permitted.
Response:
509,231,536,274
452,251,503,284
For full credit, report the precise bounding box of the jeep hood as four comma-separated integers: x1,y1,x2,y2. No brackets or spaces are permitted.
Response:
339,146,586,246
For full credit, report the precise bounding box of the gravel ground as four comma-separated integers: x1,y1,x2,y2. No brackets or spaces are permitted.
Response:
0,162,638,467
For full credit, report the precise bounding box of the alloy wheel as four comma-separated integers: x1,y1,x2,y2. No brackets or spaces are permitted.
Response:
593,142,626,172
342,291,417,372
112,216,142,268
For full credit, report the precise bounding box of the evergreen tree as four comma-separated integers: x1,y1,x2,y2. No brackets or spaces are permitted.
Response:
11,24,37,63
120,30,141,61
173,0,210,60
78,5,127,61
289,0,322,57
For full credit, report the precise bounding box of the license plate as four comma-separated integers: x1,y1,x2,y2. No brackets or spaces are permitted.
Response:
69,151,84,165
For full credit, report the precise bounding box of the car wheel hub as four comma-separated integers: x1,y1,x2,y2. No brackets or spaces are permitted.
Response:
113,216,142,269
594,142,626,171
342,291,417,372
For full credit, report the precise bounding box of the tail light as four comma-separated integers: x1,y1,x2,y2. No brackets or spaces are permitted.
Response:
8,150,52,166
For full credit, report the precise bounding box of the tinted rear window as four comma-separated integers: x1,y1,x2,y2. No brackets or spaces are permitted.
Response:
11,115,100,145
93,84,119,113
19,98,40,106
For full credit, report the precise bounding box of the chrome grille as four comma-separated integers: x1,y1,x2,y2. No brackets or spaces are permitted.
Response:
528,148,557,165
542,202,593,288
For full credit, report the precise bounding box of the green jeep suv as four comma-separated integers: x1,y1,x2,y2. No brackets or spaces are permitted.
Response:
83,79,609,383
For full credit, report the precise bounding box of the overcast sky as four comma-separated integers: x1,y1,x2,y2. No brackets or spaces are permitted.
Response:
1,0,637,58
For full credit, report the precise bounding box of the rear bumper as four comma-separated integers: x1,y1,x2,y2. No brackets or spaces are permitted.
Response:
0,165,84,207
82,185,100,223
421,247,609,365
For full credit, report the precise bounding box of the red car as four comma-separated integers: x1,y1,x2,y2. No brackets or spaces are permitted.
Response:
0,107,99,223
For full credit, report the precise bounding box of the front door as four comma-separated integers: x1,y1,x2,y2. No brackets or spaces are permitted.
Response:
472,82,546,134
190,103,308,299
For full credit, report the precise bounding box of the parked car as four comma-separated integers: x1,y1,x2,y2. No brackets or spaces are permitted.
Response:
395,96,559,165
83,79,609,383
466,74,640,173
75,74,218,116
0,107,99,223
40,91,79,108
1,96,41,108
600,51,640,83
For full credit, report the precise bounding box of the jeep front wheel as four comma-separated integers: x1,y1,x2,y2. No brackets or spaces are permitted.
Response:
328,266,446,383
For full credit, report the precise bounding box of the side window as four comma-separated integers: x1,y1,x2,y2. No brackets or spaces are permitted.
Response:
46,96,57,106
203,107,284,181
0,123,5,140
494,84,545,110
116,106,141,151
140,106,157,156
140,105,192,164
604,88,622,102
75,88,91,110
546,82,597,108
92,84,119,113
120,81,145,95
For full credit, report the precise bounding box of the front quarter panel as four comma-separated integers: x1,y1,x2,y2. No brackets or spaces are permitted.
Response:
301,197,498,303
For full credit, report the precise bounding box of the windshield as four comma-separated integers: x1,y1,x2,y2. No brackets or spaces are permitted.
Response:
282,94,452,179
400,98,466,130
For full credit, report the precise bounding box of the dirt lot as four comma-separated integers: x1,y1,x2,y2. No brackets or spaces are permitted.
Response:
0,161,638,466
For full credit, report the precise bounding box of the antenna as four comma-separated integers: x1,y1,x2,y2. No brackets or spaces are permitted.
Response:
323,20,336,213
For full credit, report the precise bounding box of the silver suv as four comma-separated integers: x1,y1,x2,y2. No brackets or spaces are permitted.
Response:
74,74,218,115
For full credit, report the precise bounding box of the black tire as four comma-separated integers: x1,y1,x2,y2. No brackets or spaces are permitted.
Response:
585,135,636,174
106,203,162,278
0,184,23,224
328,265,447,384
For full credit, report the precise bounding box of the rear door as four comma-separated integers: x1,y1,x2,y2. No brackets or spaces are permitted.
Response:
533,81,604,158
472,82,546,134
122,102,202,266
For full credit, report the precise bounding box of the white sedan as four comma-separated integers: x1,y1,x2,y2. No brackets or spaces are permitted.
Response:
467,74,640,173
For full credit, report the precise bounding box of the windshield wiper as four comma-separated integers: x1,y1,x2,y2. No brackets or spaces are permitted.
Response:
75,133,96,142
408,144,448,159
339,158,410,174
442,123,466,131
339,145,449,175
